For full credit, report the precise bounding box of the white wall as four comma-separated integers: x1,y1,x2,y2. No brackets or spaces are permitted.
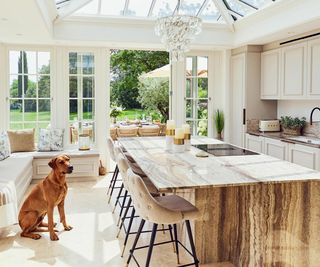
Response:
277,100,320,121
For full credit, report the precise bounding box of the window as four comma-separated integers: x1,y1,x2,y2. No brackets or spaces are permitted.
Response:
68,52,95,144
185,56,208,136
9,51,51,135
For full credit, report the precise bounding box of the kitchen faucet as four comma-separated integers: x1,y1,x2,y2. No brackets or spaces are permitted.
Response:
310,107,320,125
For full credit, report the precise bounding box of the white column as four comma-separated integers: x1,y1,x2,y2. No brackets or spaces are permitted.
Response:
171,60,185,127
0,44,7,131
222,49,231,142
95,48,109,168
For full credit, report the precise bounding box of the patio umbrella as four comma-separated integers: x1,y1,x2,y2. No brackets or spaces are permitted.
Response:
141,64,207,78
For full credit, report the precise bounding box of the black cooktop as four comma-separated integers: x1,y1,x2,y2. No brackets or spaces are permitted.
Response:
193,144,258,157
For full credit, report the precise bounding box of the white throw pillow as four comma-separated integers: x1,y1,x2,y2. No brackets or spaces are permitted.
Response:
38,128,64,151
0,131,11,161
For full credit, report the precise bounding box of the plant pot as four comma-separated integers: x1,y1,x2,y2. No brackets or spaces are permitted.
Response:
216,133,223,140
283,127,301,136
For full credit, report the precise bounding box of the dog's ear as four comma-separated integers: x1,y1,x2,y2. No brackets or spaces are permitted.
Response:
65,155,70,160
48,158,57,169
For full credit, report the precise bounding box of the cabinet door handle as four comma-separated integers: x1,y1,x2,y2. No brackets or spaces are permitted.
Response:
243,108,246,125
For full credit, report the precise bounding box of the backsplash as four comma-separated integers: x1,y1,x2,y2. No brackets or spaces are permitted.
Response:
247,119,259,132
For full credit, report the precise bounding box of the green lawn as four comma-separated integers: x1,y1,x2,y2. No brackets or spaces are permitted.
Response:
117,109,145,121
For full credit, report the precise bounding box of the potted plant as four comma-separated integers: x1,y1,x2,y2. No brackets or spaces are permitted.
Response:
280,116,306,136
110,107,122,124
214,109,224,140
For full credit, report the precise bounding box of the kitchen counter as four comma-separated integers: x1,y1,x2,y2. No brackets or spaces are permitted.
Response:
247,130,320,148
119,136,320,266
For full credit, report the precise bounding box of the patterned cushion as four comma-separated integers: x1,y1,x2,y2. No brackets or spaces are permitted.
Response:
38,128,64,151
0,132,11,161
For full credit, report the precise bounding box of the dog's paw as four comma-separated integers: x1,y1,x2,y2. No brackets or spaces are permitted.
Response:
64,225,73,231
32,234,41,240
50,233,59,241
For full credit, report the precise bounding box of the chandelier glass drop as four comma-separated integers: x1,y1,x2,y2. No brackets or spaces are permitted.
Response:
155,0,202,62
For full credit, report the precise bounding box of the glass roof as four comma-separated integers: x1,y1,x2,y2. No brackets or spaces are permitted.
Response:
56,0,276,24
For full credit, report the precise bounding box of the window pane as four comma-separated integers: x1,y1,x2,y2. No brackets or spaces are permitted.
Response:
9,51,21,74
82,54,94,74
127,0,152,16
25,75,37,98
69,52,79,74
38,75,50,98
83,99,94,119
10,75,21,98
24,100,37,120
69,76,78,97
69,100,78,121
201,0,221,21
83,77,94,97
198,78,208,98
186,120,195,136
25,51,37,74
38,122,50,130
38,52,50,74
38,100,51,121
186,78,192,98
197,120,208,136
10,123,23,130
10,100,22,122
198,100,208,119
186,99,193,119
198,56,208,72
152,0,176,17
180,0,203,16
225,0,252,16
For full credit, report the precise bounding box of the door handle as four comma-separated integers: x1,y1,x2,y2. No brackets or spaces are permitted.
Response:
243,108,246,125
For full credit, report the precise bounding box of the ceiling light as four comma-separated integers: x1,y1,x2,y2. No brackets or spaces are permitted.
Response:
155,0,202,62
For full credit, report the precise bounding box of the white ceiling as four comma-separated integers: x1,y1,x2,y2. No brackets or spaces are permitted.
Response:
0,0,319,49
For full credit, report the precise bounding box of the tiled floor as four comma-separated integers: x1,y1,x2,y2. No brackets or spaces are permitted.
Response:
0,173,233,267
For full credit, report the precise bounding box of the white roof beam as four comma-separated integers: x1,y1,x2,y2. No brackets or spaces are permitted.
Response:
57,0,93,21
212,0,235,31
123,0,129,15
237,0,257,10
228,10,242,20
197,0,210,16
148,0,157,16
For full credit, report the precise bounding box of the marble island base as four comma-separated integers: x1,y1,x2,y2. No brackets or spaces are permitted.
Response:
180,181,320,267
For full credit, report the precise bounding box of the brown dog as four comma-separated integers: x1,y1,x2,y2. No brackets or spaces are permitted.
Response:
18,155,73,241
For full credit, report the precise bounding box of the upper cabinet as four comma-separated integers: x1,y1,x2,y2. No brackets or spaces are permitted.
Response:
307,38,320,97
261,37,320,100
261,49,280,99
281,42,307,99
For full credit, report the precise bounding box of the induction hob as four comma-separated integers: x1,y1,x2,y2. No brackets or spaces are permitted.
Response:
192,144,258,157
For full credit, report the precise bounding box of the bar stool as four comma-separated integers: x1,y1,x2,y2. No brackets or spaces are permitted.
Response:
138,126,160,137
126,169,200,267
107,137,121,203
116,152,167,257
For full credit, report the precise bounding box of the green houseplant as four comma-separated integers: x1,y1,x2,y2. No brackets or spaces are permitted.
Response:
280,116,306,136
110,107,122,124
214,109,224,140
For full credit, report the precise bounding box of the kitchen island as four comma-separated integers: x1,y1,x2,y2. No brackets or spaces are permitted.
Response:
119,136,320,267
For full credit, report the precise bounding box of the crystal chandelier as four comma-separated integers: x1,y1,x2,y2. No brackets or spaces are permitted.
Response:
155,0,202,62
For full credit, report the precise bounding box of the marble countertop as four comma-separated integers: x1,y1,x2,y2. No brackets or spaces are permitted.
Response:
247,131,320,148
119,136,320,192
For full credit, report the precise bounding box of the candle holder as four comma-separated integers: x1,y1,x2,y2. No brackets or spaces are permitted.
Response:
166,129,175,151
184,133,191,151
173,138,185,153
79,134,90,151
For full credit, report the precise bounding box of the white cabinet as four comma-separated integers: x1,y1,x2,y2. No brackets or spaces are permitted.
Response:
288,143,320,170
264,138,288,161
261,49,280,99
245,134,264,153
307,38,320,97
281,42,307,98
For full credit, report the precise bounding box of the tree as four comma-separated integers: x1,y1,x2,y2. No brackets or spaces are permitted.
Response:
110,50,169,109
138,77,169,122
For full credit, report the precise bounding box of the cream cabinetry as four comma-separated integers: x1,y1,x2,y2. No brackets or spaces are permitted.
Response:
264,137,288,161
307,38,320,97
245,134,264,153
281,42,307,98
288,143,320,170
261,49,280,99
261,37,320,100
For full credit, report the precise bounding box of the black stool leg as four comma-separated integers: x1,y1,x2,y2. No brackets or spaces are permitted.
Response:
168,224,176,253
145,223,158,267
112,183,124,213
108,166,119,204
117,197,132,237
121,207,136,257
126,219,145,266
107,165,117,195
173,224,180,264
185,220,199,267
117,189,128,226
